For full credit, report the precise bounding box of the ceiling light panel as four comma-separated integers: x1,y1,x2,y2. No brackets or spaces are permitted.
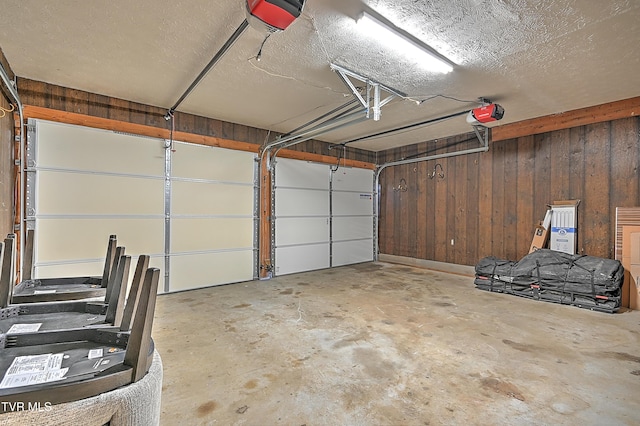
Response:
356,11,454,74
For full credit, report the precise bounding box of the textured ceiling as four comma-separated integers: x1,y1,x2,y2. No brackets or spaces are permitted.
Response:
1,0,639,151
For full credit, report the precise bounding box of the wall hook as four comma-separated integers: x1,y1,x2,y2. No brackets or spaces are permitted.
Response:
393,178,408,192
428,163,445,180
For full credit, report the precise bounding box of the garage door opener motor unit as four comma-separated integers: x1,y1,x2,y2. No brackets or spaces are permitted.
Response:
246,0,306,32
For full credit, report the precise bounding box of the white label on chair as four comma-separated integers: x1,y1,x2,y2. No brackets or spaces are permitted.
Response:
0,353,67,389
33,290,57,294
88,348,104,359
6,323,42,334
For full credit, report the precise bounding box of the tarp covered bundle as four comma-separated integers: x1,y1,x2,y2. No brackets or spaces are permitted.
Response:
475,249,624,313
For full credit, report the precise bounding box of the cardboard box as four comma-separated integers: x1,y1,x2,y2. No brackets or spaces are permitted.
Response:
623,226,640,310
629,265,640,311
529,209,552,253
550,200,580,255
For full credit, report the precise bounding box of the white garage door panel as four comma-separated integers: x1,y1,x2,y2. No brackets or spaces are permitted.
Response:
332,240,373,267
37,171,164,215
36,121,165,175
172,181,253,216
332,168,373,192
171,217,253,252
36,218,164,263
35,256,166,296
31,119,257,295
275,217,329,246
275,244,330,275
332,191,374,216
170,251,254,291
333,216,374,241
34,261,104,280
172,142,255,183
275,158,329,189
275,188,329,217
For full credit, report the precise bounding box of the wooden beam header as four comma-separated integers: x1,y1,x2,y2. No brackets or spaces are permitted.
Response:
492,96,640,142
22,105,375,170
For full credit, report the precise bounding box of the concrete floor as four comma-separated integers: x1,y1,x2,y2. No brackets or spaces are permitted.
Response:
153,262,640,425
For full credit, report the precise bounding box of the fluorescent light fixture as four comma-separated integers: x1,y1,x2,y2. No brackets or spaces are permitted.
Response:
356,11,454,74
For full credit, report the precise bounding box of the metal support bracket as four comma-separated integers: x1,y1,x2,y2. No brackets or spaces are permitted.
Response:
472,124,490,147
330,63,406,121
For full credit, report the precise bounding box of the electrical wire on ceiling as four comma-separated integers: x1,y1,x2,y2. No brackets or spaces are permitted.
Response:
414,94,486,105
255,32,272,61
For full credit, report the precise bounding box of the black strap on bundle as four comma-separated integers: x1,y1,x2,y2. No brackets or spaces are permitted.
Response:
533,261,541,300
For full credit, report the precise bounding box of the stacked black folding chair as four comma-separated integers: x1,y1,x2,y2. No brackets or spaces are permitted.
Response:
12,230,118,303
0,233,160,410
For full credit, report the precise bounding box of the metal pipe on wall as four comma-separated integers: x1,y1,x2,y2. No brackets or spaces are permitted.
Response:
0,61,25,279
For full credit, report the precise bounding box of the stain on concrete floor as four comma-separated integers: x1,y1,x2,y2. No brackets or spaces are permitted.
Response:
153,262,640,425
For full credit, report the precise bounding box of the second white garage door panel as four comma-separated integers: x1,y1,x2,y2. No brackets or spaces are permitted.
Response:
169,142,256,291
172,181,254,216
171,217,253,253
35,120,165,175
275,217,329,246
274,188,329,218
170,251,254,291
171,142,255,183
37,171,165,216
35,218,164,263
275,244,330,276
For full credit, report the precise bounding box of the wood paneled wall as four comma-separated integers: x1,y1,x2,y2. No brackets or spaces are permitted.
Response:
0,48,16,240
378,118,640,265
16,79,376,164
0,93,14,240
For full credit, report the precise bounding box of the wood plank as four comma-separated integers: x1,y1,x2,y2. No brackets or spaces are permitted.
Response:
515,136,535,258
398,160,410,257
533,133,551,233
583,122,611,258
492,96,640,142
454,140,467,264
568,126,586,253
107,96,130,123
465,152,479,264
208,117,223,138
477,141,493,259
258,161,272,278
380,165,396,254
234,122,248,143
406,145,418,257
609,117,640,256
416,157,428,260
88,92,110,119
491,140,506,258
549,129,571,202
434,156,448,262
222,121,234,139
503,139,518,260
66,88,89,116
442,138,456,263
